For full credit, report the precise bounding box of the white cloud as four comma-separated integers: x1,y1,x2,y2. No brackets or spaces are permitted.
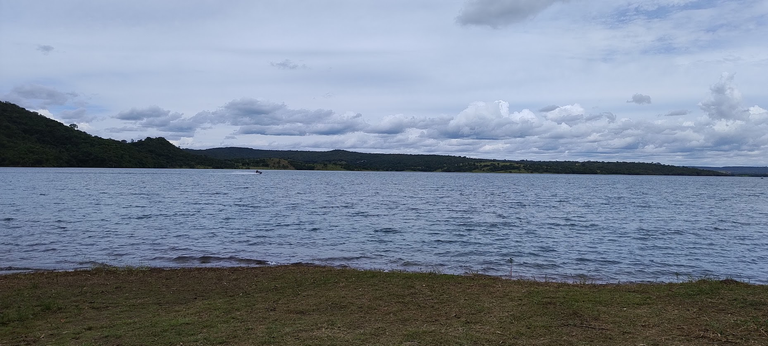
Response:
441,101,542,139
543,104,585,125
366,114,448,135
366,114,424,134
699,73,749,121
748,106,768,125
32,108,55,119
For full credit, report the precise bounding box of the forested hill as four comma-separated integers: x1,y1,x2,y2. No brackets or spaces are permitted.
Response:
186,147,729,176
695,166,768,177
185,147,478,172
0,101,232,168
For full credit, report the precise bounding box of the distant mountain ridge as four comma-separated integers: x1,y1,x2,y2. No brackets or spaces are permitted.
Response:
185,147,730,176
695,166,768,176
184,147,479,172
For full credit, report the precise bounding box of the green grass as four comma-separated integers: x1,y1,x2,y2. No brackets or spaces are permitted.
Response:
2,265,767,345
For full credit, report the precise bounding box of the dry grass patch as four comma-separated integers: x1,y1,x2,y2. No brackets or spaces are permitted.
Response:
1,265,767,345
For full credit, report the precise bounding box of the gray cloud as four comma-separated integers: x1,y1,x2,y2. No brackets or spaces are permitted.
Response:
59,107,89,121
0,84,98,122
663,110,689,116
2,84,76,108
236,113,364,136
585,111,616,123
627,93,652,104
119,98,369,137
213,99,288,123
366,114,447,135
456,0,569,28
113,98,371,138
270,59,307,70
203,98,346,129
538,105,560,112
699,73,749,121
37,45,54,55
115,105,172,121
113,106,196,138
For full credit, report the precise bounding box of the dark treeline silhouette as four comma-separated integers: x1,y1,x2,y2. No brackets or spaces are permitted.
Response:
187,147,729,176
695,166,768,177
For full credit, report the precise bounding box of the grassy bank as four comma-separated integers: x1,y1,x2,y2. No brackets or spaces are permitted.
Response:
1,265,767,345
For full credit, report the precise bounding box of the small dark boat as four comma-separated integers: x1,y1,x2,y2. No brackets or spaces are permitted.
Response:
254,170,263,174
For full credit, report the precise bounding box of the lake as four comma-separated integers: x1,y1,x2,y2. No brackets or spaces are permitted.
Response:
1,167,766,284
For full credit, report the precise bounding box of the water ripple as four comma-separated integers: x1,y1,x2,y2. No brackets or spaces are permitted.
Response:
1,168,767,284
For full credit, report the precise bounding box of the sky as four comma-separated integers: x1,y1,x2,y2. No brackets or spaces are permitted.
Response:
1,0,767,166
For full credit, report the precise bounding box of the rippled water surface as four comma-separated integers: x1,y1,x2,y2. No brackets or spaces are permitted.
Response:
1,167,767,283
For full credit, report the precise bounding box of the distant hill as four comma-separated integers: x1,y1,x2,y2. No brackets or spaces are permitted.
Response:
0,101,232,168
185,147,480,172
695,167,768,177
186,147,729,176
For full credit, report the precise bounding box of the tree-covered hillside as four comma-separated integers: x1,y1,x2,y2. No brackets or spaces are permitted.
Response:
696,166,768,177
0,101,232,168
187,147,729,176
186,147,481,172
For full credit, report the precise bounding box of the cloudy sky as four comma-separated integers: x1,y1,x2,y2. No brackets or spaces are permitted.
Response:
2,0,767,166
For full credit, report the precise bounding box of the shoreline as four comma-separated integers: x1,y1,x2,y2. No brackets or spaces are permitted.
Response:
2,262,762,286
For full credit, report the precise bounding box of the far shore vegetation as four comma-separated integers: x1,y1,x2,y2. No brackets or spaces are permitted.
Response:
2,265,767,345
4,101,766,175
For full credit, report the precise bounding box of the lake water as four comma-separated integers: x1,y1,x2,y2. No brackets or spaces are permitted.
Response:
1,167,766,284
